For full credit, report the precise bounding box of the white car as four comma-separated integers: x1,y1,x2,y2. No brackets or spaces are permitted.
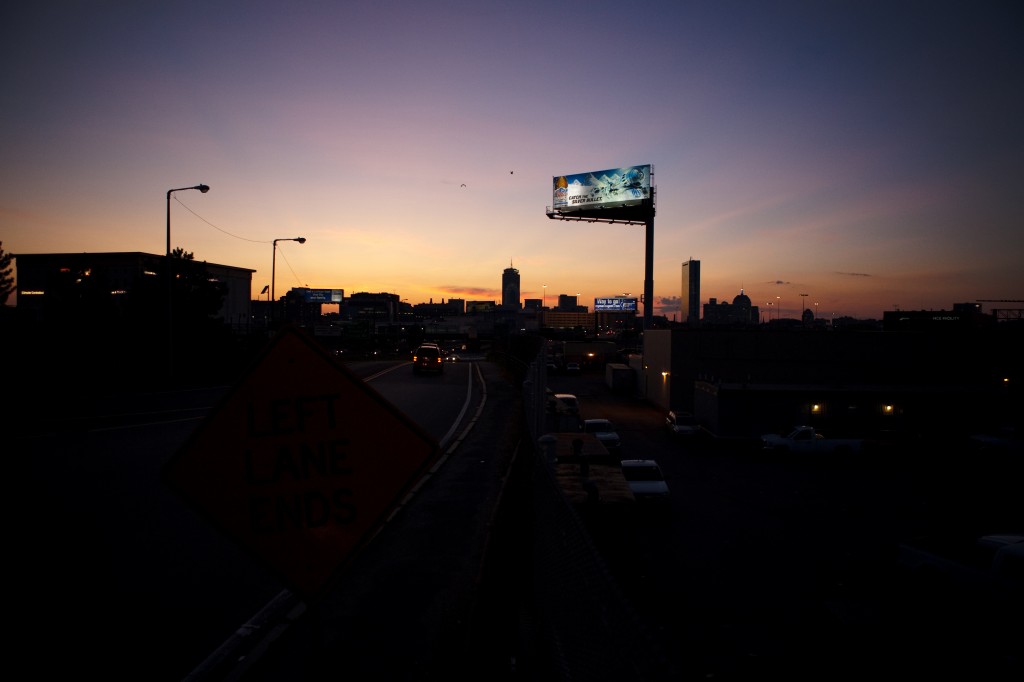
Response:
582,418,621,453
620,459,670,503
552,393,580,416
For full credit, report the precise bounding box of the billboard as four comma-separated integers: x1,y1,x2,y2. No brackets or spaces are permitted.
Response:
552,164,652,213
594,297,638,312
304,289,344,303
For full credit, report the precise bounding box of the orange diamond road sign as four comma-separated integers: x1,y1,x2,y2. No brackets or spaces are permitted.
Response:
162,326,440,599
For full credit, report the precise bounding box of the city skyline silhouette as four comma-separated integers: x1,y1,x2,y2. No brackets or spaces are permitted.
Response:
3,3,1022,319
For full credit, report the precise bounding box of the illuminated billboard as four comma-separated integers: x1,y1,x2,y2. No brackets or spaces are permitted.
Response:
304,289,344,303
594,297,638,312
552,164,652,213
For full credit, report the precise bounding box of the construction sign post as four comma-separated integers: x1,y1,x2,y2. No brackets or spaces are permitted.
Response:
162,327,440,599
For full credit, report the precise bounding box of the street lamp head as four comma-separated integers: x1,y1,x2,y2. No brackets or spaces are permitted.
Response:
296,237,306,244
197,184,210,193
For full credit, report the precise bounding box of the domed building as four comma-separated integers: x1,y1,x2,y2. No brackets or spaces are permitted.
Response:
702,288,759,326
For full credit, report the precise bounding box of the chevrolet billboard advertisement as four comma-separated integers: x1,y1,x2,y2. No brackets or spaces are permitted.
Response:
552,164,652,213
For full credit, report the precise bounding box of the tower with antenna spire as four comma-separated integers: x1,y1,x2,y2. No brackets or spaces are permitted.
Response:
681,259,700,324
502,260,521,310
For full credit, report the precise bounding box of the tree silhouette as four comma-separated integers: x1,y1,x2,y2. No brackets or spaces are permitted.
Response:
0,241,13,305
164,247,228,320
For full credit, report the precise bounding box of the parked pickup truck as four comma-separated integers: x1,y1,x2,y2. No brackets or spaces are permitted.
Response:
761,426,864,454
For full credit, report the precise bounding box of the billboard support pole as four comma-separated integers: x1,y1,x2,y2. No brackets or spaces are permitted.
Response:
643,188,655,330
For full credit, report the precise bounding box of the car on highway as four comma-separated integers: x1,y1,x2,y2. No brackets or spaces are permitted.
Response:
620,459,670,503
412,344,445,374
581,418,621,454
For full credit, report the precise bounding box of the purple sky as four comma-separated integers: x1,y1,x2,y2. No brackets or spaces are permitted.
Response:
3,1,1021,319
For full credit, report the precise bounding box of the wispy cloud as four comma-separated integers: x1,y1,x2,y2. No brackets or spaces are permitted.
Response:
437,285,499,298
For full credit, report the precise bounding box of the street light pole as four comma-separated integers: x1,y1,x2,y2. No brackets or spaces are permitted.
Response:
167,185,210,256
271,237,307,323
166,183,209,379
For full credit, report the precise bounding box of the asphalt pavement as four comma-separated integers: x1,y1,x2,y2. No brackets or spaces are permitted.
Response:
187,361,1020,681
228,359,527,681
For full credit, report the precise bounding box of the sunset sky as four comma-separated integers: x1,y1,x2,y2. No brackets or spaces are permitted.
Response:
3,1,1021,320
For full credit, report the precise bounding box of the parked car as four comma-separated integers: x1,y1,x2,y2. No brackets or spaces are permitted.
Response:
620,459,670,503
582,418,621,454
666,410,699,438
565,362,581,375
412,344,445,374
761,426,864,454
552,393,580,416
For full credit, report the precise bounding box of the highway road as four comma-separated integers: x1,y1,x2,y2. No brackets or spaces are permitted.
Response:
14,355,1019,681
13,357,481,681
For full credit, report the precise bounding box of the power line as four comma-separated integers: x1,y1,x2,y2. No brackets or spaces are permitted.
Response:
174,196,270,244
174,195,309,287
272,244,303,286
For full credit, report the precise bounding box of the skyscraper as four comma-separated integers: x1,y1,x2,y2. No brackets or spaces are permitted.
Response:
502,262,521,310
681,259,700,324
